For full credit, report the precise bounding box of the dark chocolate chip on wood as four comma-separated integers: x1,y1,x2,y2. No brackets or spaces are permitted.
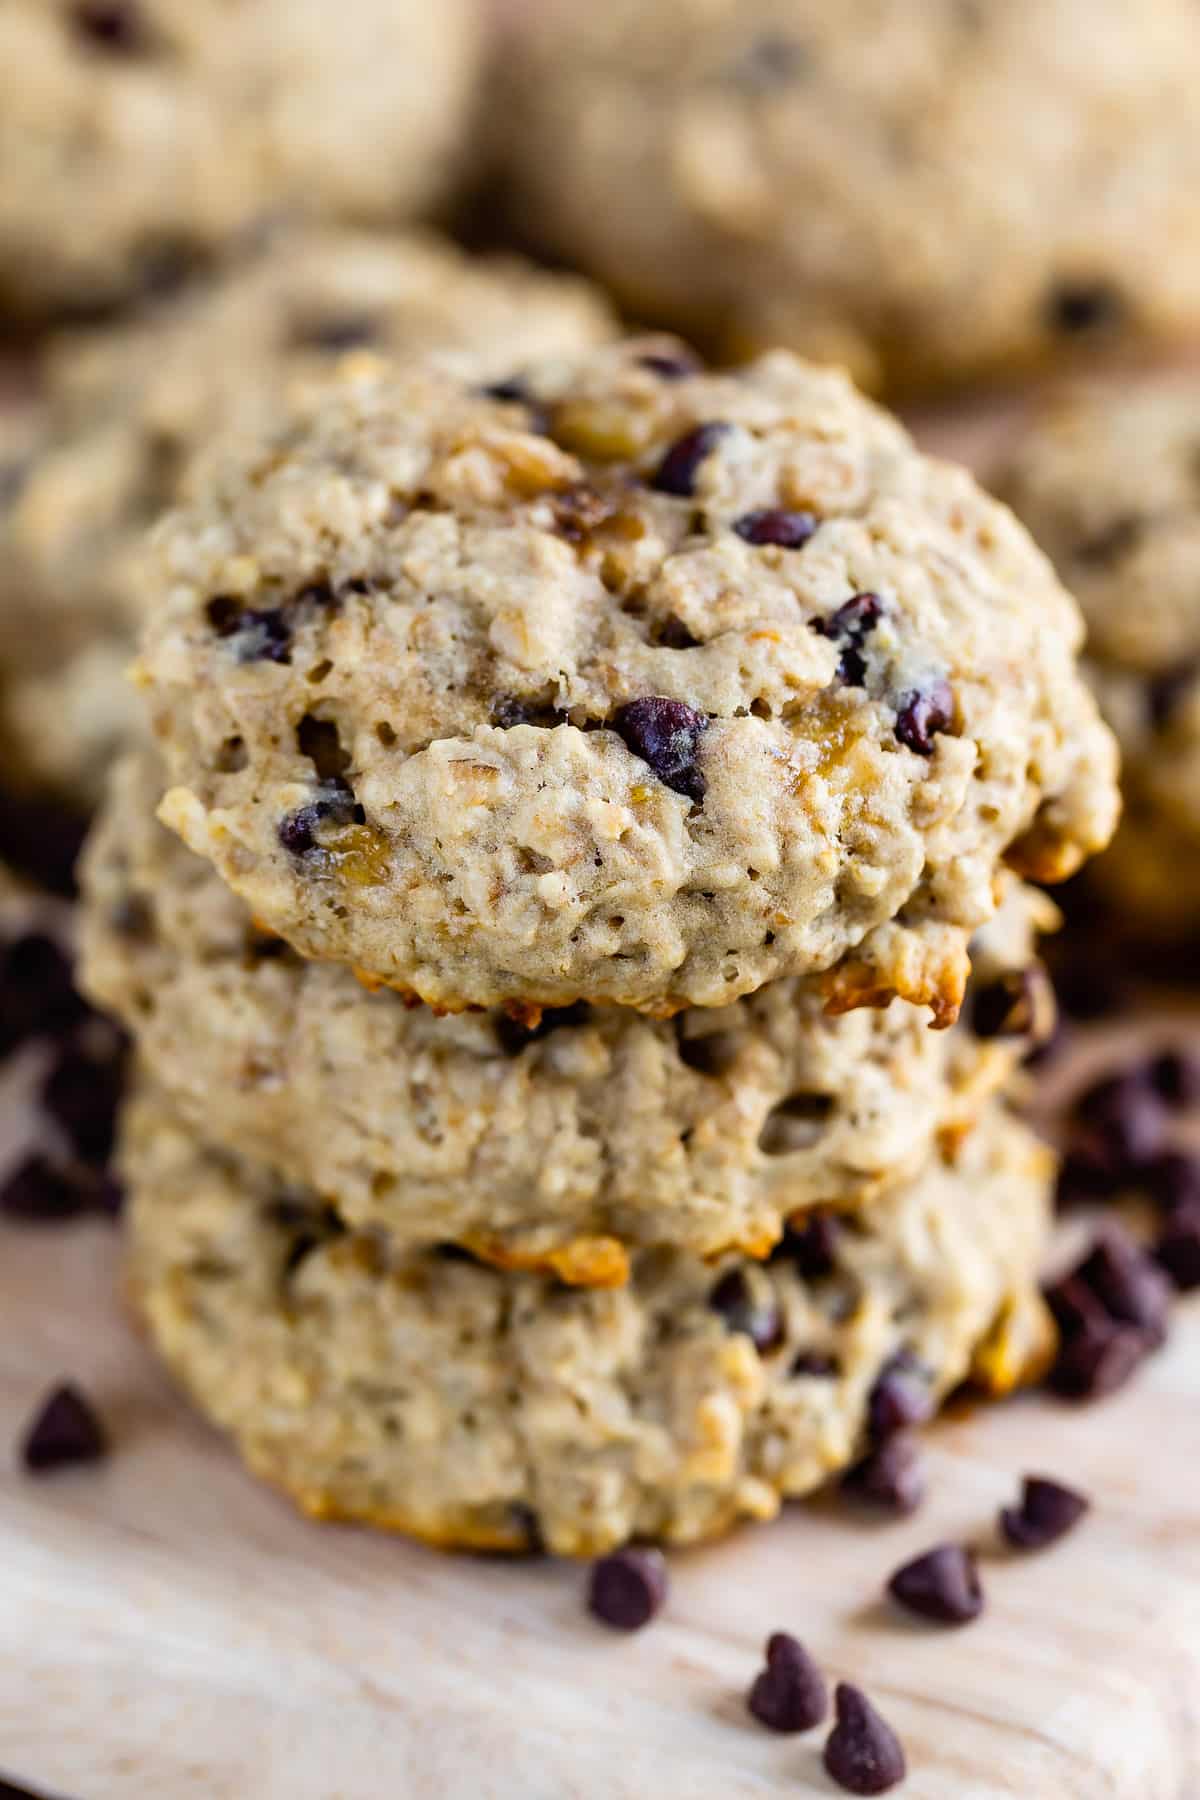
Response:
888,1544,983,1626
841,1432,926,1516
999,1475,1090,1550
707,1269,784,1354
746,1632,827,1733
587,1548,668,1630
1156,1202,1200,1291
1074,1226,1172,1344
1049,1321,1150,1401
895,680,954,755
0,1154,89,1224
732,508,817,549
611,697,708,803
39,1047,125,1165
1143,1150,1200,1214
1055,1145,1122,1212
651,422,729,497
824,1683,907,1794
1074,1069,1165,1166
21,1383,106,1473
1147,1047,1200,1109
0,787,88,897
867,1351,932,1440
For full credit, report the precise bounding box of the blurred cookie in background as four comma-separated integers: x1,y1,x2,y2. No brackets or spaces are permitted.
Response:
0,0,484,322
1000,373,1200,946
498,0,1200,396
0,226,616,808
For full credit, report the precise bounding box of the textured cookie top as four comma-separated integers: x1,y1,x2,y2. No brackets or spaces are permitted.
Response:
138,339,1117,1017
501,0,1200,394
0,0,482,318
0,228,614,797
82,749,1053,1278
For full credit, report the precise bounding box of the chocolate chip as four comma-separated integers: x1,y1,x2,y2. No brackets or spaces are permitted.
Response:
1147,664,1197,732
292,313,379,352
39,1045,125,1166
732,508,817,550
1074,1226,1172,1344
651,422,729,497
20,1383,106,1473
654,614,701,650
780,1211,840,1280
636,348,702,381
1048,1321,1150,1400
0,933,87,1059
895,679,955,755
888,1543,983,1625
277,781,363,855
707,1269,784,1354
1044,1271,1109,1341
494,1002,591,1058
867,1350,933,1440
999,1475,1090,1550
1143,1149,1200,1214
1047,281,1124,336
790,1349,840,1378
1074,1068,1165,1167
0,1154,89,1224
1055,1144,1121,1211
67,1,146,53
1147,1047,1200,1109
746,1632,827,1733
841,1433,926,1516
971,965,1051,1040
0,787,88,897
490,694,569,730
611,696,708,804
1156,1201,1200,1290
586,1548,668,1630
824,1684,907,1795
812,593,882,685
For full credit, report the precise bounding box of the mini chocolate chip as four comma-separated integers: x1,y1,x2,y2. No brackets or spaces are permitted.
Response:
92,1173,125,1219
1156,1201,1200,1290
0,787,88,897
636,349,702,380
1147,1047,1200,1108
277,781,363,855
1049,1321,1150,1401
746,1632,827,1733
888,1544,983,1625
707,1269,784,1354
999,1475,1090,1550
20,1382,106,1473
651,422,729,498
293,313,379,352
1147,664,1198,732
824,1683,906,1795
1142,1149,1200,1214
1047,281,1124,336
295,580,339,610
791,1350,840,1378
494,1002,591,1058
587,1548,668,1630
732,508,817,549
611,696,708,804
490,694,569,729
206,595,241,635
1074,1068,1166,1166
812,592,882,685
841,1433,926,1516
39,1047,125,1166
781,1211,840,1280
1075,1225,1173,1344
0,933,87,1059
971,965,1051,1040
895,679,955,755
0,1154,88,1224
1044,1271,1109,1341
867,1350,933,1440
68,1,146,52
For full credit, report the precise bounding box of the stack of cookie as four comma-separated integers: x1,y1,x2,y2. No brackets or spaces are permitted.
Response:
81,337,1119,1554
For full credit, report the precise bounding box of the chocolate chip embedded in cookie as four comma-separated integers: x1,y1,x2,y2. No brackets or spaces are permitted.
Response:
137,339,1117,1017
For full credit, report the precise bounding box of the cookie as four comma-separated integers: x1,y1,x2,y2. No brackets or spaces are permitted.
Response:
0,227,616,805
0,0,482,320
999,375,1200,937
499,0,1200,395
123,1085,1054,1554
137,338,1117,1019
81,749,1055,1281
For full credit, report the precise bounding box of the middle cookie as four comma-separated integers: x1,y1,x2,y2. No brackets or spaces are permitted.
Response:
82,751,1055,1285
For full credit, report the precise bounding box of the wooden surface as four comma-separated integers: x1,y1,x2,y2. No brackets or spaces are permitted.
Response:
2,370,1200,1800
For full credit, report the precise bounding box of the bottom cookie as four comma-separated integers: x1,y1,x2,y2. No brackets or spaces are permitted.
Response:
124,1087,1053,1556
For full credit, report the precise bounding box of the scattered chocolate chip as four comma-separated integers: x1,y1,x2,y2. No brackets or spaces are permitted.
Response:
746,1632,827,1733
1047,281,1124,337
0,933,87,1059
732,508,817,550
790,1350,840,1378
611,696,708,804
292,312,379,352
92,1173,125,1220
971,965,1051,1040
1147,1047,1200,1109
494,1002,591,1058
0,1154,88,1224
39,1046,124,1166
1044,1272,1109,1341
895,680,955,755
841,1432,926,1516
20,1383,106,1473
781,1211,840,1280
277,781,363,855
1147,664,1197,732
867,1351,932,1441
999,1475,1090,1550
67,0,146,52
812,593,882,685
587,1548,668,1630
1055,1144,1121,1211
1156,1202,1200,1290
651,422,729,498
1074,1069,1165,1166
0,787,89,897
636,348,702,381
1048,1321,1150,1401
1142,1149,1200,1214
824,1683,906,1795
888,1544,983,1625
707,1269,784,1354
1074,1226,1172,1344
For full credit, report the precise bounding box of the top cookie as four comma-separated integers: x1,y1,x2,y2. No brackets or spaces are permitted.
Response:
138,338,1118,1018
500,0,1200,394
0,0,482,320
